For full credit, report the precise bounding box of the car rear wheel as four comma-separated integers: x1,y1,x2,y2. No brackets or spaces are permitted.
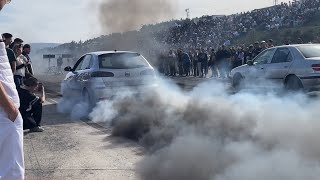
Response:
232,73,243,91
285,76,303,91
82,89,93,115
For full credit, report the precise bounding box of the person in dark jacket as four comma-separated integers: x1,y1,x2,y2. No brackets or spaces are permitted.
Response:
22,44,34,76
18,77,45,132
216,45,231,79
197,48,208,78
208,48,217,78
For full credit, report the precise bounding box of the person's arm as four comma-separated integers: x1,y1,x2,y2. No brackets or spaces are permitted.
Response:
39,85,45,103
0,82,19,121
10,61,16,74
16,63,25,70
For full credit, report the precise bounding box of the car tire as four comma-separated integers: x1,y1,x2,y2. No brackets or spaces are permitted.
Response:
232,73,243,91
285,76,303,91
82,89,93,113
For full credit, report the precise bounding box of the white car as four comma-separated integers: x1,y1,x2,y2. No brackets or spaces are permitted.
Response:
230,44,320,92
61,51,157,107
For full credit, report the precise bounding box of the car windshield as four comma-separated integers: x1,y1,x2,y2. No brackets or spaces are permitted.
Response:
99,53,149,69
297,45,320,58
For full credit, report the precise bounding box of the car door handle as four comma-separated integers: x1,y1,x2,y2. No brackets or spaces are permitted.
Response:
284,66,288,68
260,67,264,70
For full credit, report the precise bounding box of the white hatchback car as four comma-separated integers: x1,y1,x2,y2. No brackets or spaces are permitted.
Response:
61,51,157,107
230,44,320,92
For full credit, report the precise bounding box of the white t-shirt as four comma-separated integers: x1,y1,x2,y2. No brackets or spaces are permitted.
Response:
14,54,27,77
0,41,20,116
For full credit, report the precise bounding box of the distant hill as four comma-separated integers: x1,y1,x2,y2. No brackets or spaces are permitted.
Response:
30,43,61,52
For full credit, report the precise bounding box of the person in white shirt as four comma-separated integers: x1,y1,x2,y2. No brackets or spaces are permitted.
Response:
13,44,29,88
0,0,25,179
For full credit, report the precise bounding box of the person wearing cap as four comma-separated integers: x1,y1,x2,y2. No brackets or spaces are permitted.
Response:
261,41,268,50
0,0,25,179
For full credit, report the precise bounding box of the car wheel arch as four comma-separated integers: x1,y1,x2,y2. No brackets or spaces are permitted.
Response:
284,74,304,90
232,73,244,89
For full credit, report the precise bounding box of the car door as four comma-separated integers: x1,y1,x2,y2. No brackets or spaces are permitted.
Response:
242,48,275,88
246,49,275,77
73,55,93,92
264,48,293,85
64,56,85,91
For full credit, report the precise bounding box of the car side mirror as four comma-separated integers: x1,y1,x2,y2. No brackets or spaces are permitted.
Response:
247,60,254,66
64,66,73,72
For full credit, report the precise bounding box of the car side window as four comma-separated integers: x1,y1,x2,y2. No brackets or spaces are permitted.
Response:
74,56,85,71
271,48,292,63
254,48,276,65
80,55,92,70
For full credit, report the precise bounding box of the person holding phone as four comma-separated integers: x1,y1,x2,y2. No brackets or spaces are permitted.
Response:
0,0,25,179
18,77,45,132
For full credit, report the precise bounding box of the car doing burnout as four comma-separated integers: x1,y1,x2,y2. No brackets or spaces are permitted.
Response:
230,44,320,92
61,51,157,107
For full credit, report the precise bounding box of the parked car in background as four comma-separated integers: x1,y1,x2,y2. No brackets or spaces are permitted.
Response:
61,51,157,108
230,44,320,92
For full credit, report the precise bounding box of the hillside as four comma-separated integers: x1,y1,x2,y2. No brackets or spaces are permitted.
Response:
234,12,320,45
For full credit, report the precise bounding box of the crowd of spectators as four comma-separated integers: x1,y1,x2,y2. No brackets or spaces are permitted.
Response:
2,33,45,133
48,0,320,71
147,0,320,50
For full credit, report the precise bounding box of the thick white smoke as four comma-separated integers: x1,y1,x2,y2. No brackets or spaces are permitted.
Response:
88,76,320,180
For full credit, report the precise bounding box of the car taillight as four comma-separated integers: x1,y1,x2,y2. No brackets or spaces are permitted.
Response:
91,71,115,77
140,70,155,76
312,64,320,71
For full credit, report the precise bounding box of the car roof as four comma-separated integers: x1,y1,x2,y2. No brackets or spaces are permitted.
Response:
86,51,139,56
274,44,320,49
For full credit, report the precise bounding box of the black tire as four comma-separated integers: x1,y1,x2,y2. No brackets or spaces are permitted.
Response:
285,76,303,91
232,74,243,91
82,89,93,113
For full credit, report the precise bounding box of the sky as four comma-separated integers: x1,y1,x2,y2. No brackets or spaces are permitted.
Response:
0,0,291,43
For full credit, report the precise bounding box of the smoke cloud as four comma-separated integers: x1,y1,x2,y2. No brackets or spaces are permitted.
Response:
98,0,175,34
89,77,320,180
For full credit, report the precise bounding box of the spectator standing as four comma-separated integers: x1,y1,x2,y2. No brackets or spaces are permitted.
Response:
198,48,208,78
0,0,25,179
182,50,191,76
13,44,28,88
244,44,254,63
2,33,16,74
261,41,268,50
217,45,231,79
177,49,184,76
234,47,245,68
267,39,274,48
191,49,199,77
196,49,202,77
9,37,23,49
57,56,63,74
208,48,217,78
168,50,176,76
252,41,262,58
22,44,34,76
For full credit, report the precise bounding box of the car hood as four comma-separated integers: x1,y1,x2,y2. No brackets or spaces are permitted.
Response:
231,64,248,72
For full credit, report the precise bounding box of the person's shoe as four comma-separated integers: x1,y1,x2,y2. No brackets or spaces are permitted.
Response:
30,126,44,132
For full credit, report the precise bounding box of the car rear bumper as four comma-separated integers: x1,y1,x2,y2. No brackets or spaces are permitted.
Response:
301,75,320,92
91,83,158,103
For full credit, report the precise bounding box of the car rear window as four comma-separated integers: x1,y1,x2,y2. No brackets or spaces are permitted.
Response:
297,45,320,58
99,53,149,69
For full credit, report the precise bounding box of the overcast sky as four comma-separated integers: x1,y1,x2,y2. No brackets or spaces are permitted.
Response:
0,0,290,43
